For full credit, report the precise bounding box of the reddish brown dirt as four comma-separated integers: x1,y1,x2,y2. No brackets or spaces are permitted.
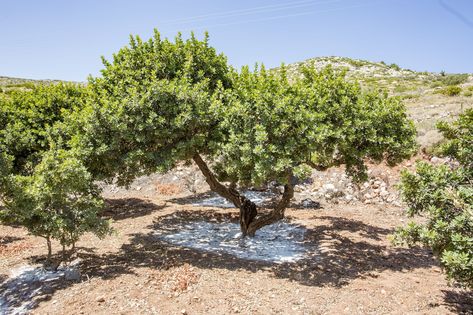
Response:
1,189,472,314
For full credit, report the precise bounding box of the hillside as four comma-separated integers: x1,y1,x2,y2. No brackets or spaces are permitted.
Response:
284,56,473,96
0,76,70,94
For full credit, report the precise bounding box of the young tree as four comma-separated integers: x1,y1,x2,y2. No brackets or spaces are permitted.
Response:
76,30,417,236
0,84,112,265
1,148,111,264
394,109,472,288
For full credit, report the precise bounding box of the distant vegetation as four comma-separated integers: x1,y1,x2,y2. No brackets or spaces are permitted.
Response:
435,85,462,96
437,73,469,86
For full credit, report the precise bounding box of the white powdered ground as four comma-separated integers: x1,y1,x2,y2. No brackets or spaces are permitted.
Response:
155,220,311,263
0,265,78,315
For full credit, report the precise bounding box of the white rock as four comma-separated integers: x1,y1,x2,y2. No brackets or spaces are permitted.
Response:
323,183,336,192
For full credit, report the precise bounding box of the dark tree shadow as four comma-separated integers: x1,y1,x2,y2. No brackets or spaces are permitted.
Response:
0,236,23,246
75,211,436,289
442,289,473,314
101,198,166,220
167,191,226,206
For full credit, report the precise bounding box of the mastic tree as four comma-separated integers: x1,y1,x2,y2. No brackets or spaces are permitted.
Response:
0,83,87,175
75,30,417,236
394,109,472,288
0,84,112,264
1,148,111,263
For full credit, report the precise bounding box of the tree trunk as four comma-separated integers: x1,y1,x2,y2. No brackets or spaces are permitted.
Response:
46,237,52,262
245,178,293,236
239,198,257,235
193,153,294,236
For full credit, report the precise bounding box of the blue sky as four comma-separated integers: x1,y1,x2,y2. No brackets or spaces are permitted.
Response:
1,0,472,81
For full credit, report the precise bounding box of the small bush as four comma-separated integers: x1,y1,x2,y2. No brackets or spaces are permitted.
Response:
389,63,401,71
394,109,473,288
436,85,462,96
400,94,420,100
0,148,112,263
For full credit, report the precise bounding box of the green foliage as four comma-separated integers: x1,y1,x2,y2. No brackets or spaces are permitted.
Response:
72,30,229,185
435,85,462,96
389,63,401,71
464,86,473,97
0,148,112,258
439,73,469,86
5,82,37,90
76,29,417,189
0,83,110,262
213,65,417,185
394,109,473,288
0,83,87,175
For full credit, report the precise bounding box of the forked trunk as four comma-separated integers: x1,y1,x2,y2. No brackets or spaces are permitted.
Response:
193,153,294,236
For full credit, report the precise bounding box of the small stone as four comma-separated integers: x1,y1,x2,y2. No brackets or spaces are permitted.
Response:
294,185,304,192
277,186,285,194
181,309,187,315
64,268,81,281
323,183,336,192
301,198,321,209
96,297,105,303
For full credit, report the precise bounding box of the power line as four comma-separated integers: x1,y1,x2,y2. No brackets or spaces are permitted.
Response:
163,0,384,33
439,0,473,29
159,0,341,25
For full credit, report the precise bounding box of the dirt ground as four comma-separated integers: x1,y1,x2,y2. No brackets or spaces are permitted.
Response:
1,184,472,315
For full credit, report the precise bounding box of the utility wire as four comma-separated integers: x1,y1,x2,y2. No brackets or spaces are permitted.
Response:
163,0,384,33
159,0,341,25
439,0,473,29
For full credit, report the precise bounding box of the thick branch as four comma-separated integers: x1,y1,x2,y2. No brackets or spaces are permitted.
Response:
192,153,241,208
245,171,294,236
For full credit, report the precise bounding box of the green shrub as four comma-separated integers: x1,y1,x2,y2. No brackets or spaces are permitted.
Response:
439,73,469,86
389,63,401,71
394,109,473,288
0,148,112,263
436,85,462,96
0,83,86,175
0,83,111,265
